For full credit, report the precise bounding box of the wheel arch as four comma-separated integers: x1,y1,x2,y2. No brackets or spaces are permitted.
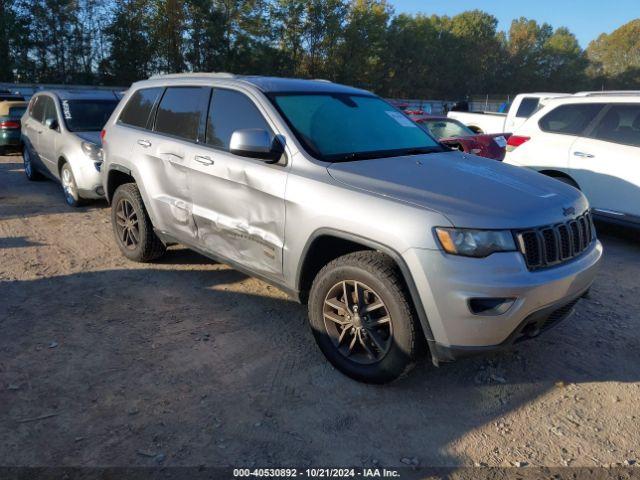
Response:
296,228,436,351
57,155,68,175
106,164,135,203
538,169,581,189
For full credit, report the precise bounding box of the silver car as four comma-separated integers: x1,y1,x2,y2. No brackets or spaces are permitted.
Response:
101,74,602,383
21,90,120,206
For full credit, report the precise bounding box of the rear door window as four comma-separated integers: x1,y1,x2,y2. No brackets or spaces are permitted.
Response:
154,87,210,142
588,104,640,148
205,89,272,149
539,103,605,136
119,87,163,129
515,97,540,118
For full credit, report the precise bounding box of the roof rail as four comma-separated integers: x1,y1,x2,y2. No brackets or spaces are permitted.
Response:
574,90,640,97
149,72,236,80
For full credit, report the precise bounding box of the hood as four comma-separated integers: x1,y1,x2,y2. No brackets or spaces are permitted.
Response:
74,131,102,146
327,151,588,229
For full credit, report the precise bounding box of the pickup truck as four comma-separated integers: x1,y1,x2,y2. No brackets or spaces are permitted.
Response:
448,93,566,134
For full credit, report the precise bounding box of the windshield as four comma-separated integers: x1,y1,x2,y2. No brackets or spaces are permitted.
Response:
271,93,441,161
418,119,475,139
61,99,118,132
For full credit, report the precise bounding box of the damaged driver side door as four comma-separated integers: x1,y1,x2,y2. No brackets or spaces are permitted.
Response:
187,87,288,279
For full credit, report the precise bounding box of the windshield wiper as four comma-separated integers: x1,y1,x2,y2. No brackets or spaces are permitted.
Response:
330,146,443,163
399,146,443,156
335,151,388,162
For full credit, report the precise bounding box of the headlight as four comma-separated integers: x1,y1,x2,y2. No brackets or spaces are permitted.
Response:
435,227,516,257
81,141,103,161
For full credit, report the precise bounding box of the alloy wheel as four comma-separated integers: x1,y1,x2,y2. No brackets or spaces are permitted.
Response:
61,167,76,202
115,198,140,250
23,149,32,177
322,280,393,365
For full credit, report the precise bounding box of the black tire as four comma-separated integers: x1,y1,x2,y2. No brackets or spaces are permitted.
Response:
60,162,86,207
308,251,419,384
23,145,43,181
111,183,166,262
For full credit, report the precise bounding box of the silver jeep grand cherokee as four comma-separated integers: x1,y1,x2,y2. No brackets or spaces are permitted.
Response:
101,73,602,383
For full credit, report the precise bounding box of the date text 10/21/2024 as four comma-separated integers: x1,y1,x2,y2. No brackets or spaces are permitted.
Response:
232,468,401,478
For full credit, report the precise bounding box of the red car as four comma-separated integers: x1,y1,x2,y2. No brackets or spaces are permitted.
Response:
414,115,511,161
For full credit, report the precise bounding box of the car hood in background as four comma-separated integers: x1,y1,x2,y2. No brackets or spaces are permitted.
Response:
327,151,588,229
74,131,102,146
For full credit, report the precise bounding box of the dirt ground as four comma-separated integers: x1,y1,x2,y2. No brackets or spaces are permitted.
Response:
1,153,639,469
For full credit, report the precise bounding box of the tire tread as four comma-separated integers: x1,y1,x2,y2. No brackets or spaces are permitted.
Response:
112,183,166,262
310,250,419,382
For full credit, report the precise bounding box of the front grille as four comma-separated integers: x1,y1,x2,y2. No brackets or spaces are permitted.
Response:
516,211,595,270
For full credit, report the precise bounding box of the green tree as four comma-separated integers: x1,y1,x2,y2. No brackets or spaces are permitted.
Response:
101,0,153,85
540,27,589,92
447,10,504,95
587,19,640,89
270,0,306,76
337,0,392,90
302,0,348,78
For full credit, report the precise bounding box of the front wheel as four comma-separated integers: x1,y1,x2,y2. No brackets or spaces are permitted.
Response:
111,183,166,262
60,163,85,207
308,251,420,383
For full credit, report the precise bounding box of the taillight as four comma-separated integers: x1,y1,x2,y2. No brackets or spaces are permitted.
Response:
0,120,20,130
100,129,106,141
506,135,530,151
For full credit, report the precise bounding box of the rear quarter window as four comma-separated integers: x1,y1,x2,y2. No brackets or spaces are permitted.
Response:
515,97,540,118
30,96,45,122
539,103,605,136
119,88,164,129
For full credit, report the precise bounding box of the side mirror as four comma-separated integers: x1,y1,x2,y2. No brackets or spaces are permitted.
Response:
229,128,284,163
45,118,58,130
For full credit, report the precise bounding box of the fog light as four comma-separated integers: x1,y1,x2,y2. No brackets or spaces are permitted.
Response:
95,186,105,196
468,297,515,315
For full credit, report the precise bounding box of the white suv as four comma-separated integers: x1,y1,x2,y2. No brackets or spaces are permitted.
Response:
504,93,640,227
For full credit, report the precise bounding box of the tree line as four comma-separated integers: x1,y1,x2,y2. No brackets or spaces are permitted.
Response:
1,0,639,98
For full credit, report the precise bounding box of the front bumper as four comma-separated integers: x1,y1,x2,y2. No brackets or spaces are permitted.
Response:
404,240,603,361
71,157,104,199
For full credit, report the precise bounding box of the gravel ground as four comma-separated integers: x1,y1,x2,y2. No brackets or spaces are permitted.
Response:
1,153,639,469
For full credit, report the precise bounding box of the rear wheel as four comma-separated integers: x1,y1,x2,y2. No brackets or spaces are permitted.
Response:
308,251,419,383
23,146,43,181
111,183,166,262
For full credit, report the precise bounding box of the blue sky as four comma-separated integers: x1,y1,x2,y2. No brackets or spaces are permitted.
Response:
388,0,639,47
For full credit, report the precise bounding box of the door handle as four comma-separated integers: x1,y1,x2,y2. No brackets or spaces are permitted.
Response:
573,151,594,158
137,139,152,148
194,155,214,166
